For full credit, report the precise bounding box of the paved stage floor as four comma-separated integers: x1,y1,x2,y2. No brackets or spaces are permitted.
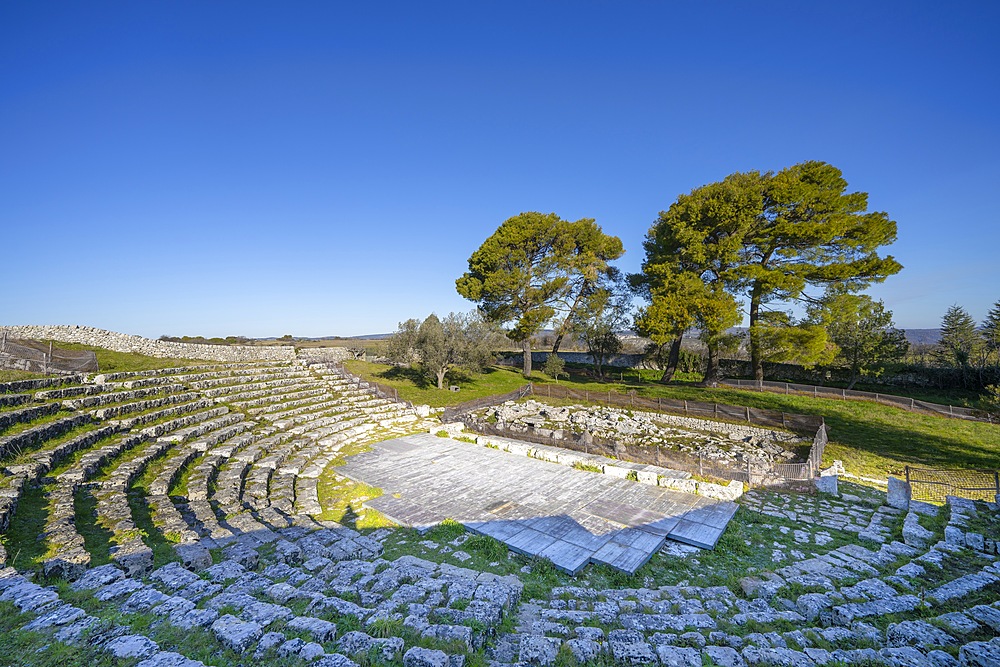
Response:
338,433,738,574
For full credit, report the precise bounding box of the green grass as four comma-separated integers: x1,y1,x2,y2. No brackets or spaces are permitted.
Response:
74,488,113,567
0,369,49,384
39,341,205,374
1,482,49,572
0,409,72,440
347,360,1000,479
0,601,131,667
345,361,532,406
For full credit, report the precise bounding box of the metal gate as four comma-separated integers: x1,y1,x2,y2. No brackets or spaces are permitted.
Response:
905,466,1000,503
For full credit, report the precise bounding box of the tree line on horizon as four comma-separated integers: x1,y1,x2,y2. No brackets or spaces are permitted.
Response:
383,160,999,397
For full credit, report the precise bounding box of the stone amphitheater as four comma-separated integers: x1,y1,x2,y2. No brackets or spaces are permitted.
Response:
0,330,998,667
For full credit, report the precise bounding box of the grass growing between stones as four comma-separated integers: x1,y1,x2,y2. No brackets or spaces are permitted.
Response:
314,424,431,530
5,421,103,466
74,487,113,568
0,601,131,667
961,501,1000,536
56,584,314,667
376,494,873,605
0,408,73,438
126,449,181,567
1,482,49,572
0,369,49,384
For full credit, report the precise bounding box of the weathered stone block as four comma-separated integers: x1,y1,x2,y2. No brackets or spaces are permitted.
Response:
174,543,212,571
211,614,262,652
814,475,838,496
886,477,910,510
403,647,450,667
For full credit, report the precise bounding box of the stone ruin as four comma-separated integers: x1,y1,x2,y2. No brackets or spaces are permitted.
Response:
0,333,997,666
477,399,804,470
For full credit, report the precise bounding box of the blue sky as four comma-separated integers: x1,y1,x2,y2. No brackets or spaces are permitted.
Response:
2,2,997,338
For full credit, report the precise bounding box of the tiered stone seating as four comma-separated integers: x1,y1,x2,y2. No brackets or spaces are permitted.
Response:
4,351,999,666
15,521,520,667
484,492,1000,667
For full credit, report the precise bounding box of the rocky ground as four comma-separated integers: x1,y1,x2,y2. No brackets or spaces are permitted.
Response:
3,484,998,667
476,400,805,469
1,363,998,666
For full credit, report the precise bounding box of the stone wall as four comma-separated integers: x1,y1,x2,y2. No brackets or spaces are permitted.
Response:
296,347,352,363
0,325,295,362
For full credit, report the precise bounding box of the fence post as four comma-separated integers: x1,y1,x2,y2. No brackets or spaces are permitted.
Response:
785,382,789,394
781,413,786,429
746,407,751,423
814,386,817,397
699,453,703,476
585,390,589,402
684,400,688,416
910,397,915,409
905,466,910,484
714,403,718,418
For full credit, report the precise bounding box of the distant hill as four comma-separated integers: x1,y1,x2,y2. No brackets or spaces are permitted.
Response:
902,329,940,346
254,333,392,341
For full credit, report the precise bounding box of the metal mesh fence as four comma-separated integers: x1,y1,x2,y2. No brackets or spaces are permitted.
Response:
906,466,1000,503
722,379,999,425
0,335,98,373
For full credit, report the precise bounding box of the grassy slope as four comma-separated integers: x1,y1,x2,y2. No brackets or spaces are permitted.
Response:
346,361,1000,480
0,369,48,383
345,361,532,406
43,341,206,373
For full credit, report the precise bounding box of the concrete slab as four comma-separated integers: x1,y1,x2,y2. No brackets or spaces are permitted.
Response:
338,434,737,574
667,519,726,549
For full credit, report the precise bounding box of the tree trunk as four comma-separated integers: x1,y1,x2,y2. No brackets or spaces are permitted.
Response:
436,369,446,390
847,361,860,390
749,281,764,382
522,339,532,378
551,332,565,355
702,343,721,387
551,286,589,355
594,355,604,380
659,335,683,383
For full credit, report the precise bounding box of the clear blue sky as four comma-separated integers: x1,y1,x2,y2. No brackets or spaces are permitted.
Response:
2,2,997,338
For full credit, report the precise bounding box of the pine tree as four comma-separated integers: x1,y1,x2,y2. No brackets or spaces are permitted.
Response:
934,305,983,388
739,161,902,381
982,299,1000,360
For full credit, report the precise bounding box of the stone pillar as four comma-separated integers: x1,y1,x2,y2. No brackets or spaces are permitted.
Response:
814,475,838,496
887,476,911,510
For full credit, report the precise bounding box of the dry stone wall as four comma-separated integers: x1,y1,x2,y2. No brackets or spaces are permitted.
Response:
0,325,294,362
296,347,352,363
